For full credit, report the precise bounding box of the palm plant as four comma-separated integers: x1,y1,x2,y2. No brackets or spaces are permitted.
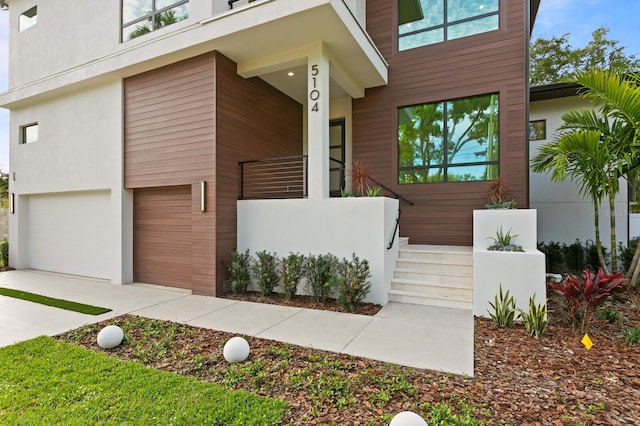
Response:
531,122,617,273
571,70,640,284
532,69,640,278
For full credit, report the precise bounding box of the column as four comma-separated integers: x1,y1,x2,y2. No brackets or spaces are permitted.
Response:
307,44,330,199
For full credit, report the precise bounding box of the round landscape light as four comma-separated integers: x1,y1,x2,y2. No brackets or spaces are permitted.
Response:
389,411,428,426
97,325,124,349
223,336,250,363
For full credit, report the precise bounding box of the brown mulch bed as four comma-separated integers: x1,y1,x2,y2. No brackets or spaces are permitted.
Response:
58,291,640,425
222,291,384,316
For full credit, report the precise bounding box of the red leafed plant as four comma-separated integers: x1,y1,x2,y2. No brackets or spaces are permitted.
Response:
549,268,628,333
351,160,371,197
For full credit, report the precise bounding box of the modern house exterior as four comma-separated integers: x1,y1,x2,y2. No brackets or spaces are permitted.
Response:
0,0,540,304
529,83,630,248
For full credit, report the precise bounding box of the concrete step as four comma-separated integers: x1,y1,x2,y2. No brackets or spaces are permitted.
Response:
391,278,472,299
390,244,473,309
398,237,410,248
399,245,472,264
395,258,473,275
393,269,473,287
388,290,472,310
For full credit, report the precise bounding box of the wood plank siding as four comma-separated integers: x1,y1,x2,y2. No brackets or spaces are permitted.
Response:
125,52,302,295
133,186,192,289
354,0,529,246
215,53,303,289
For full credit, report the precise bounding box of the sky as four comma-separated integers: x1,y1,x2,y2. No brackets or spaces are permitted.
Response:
0,1,639,173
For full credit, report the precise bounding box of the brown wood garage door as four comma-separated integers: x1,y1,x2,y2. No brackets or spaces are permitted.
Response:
134,186,192,289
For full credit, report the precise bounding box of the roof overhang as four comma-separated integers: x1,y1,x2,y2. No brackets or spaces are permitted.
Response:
530,83,581,102
0,0,388,108
530,0,541,32
197,0,388,102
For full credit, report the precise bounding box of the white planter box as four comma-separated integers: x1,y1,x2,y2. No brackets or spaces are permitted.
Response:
473,209,547,318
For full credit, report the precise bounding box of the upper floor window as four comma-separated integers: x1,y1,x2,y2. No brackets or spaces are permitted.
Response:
19,6,37,32
398,0,499,51
122,0,189,42
398,93,499,183
20,123,39,144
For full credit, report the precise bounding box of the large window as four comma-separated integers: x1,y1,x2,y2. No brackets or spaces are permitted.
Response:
398,93,499,184
398,0,499,51
122,0,189,41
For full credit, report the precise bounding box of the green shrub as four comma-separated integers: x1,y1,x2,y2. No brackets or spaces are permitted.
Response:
585,241,608,273
251,251,280,296
337,254,371,312
281,252,305,300
563,239,586,275
0,239,8,267
538,241,564,273
624,324,640,346
517,295,548,338
596,304,623,324
303,254,339,303
488,285,516,328
229,249,251,294
618,238,639,272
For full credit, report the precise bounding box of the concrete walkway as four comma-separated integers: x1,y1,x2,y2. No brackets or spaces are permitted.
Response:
0,270,474,375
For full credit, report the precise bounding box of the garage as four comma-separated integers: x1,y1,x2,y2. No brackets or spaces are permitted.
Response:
26,190,111,279
133,186,192,289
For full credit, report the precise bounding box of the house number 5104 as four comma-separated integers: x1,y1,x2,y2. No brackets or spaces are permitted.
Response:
310,64,320,112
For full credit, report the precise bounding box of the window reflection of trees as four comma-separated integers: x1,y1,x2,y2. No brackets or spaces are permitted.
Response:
398,94,499,184
122,1,189,41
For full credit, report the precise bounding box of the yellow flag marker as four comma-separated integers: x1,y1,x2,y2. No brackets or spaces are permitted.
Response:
581,334,593,350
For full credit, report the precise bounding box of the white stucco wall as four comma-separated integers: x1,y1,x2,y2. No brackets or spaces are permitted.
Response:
7,0,210,88
631,214,640,240
8,80,132,283
529,95,629,248
473,210,546,318
237,197,400,305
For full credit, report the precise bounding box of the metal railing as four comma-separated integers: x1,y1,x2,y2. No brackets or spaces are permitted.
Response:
239,155,308,199
238,155,411,250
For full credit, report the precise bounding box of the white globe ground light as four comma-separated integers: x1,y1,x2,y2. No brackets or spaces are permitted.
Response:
389,411,428,426
97,325,124,349
223,336,250,363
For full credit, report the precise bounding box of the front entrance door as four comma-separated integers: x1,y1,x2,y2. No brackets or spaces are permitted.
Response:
329,118,346,196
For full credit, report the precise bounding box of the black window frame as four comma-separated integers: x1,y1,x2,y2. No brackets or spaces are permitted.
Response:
19,122,39,144
398,0,500,51
397,93,500,184
121,0,189,42
529,119,547,141
19,5,38,32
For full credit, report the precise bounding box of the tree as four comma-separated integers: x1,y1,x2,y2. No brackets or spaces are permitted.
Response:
0,171,7,208
530,27,640,85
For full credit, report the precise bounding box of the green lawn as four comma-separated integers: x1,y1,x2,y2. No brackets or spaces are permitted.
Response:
0,336,286,425
0,287,111,315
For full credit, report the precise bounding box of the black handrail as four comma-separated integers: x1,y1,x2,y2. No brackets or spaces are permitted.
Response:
367,176,414,206
388,208,402,250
